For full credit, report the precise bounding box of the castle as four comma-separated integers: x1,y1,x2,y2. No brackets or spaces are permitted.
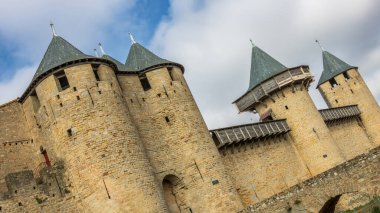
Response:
0,27,379,213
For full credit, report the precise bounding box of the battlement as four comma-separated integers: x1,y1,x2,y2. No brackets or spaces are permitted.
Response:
210,119,290,149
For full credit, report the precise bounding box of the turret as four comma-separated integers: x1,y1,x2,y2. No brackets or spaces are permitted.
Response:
20,33,166,212
234,43,345,175
317,49,380,145
117,39,244,212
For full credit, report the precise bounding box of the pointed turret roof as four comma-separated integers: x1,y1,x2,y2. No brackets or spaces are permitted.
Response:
125,43,182,72
317,51,356,86
102,54,127,71
248,45,287,90
33,36,93,81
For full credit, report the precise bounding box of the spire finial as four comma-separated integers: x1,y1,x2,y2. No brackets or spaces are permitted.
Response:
315,39,325,51
98,43,106,56
129,32,136,44
94,48,99,57
249,39,255,47
50,21,58,37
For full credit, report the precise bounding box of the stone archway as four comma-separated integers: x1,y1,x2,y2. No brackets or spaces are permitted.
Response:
319,192,372,213
162,175,187,213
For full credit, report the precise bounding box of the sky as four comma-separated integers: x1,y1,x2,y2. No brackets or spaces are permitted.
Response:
0,0,379,129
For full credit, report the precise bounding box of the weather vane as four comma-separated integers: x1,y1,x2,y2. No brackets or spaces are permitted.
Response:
129,32,136,44
249,39,255,47
49,21,58,37
315,39,325,51
94,48,99,57
98,43,106,56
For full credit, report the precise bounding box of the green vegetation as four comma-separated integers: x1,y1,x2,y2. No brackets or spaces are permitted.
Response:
342,196,380,213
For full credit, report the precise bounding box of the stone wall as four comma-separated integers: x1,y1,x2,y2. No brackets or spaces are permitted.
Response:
326,117,374,160
17,63,167,212
221,134,311,207
255,84,345,175
241,145,380,213
319,69,380,145
118,66,244,212
0,100,30,143
0,100,38,197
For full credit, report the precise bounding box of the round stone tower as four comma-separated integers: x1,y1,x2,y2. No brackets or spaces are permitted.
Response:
317,50,380,146
117,41,243,212
234,44,345,176
20,35,166,212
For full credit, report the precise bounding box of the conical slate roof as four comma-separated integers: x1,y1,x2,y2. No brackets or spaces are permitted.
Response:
125,43,179,72
33,36,93,81
317,51,356,86
102,54,127,71
248,45,287,90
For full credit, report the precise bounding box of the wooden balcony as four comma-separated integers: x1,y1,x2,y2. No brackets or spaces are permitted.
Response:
319,105,361,122
234,66,313,112
210,119,290,149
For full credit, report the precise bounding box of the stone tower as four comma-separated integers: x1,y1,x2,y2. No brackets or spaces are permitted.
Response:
234,44,345,175
20,35,166,212
317,50,380,145
117,41,243,212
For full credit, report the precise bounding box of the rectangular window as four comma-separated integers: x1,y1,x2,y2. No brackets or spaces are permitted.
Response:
140,75,151,91
329,78,338,88
55,71,70,91
92,64,100,81
342,71,350,80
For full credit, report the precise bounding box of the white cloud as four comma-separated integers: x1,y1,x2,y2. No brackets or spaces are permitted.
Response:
0,0,135,62
0,65,35,104
0,0,135,104
151,0,380,129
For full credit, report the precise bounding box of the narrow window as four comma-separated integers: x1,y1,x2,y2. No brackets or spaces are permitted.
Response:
167,67,174,81
67,129,73,137
76,96,80,100
343,71,350,80
285,105,289,110
335,99,338,103
329,78,338,88
140,75,151,91
73,87,77,91
92,64,100,81
55,71,70,91
165,116,170,123
211,180,219,185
